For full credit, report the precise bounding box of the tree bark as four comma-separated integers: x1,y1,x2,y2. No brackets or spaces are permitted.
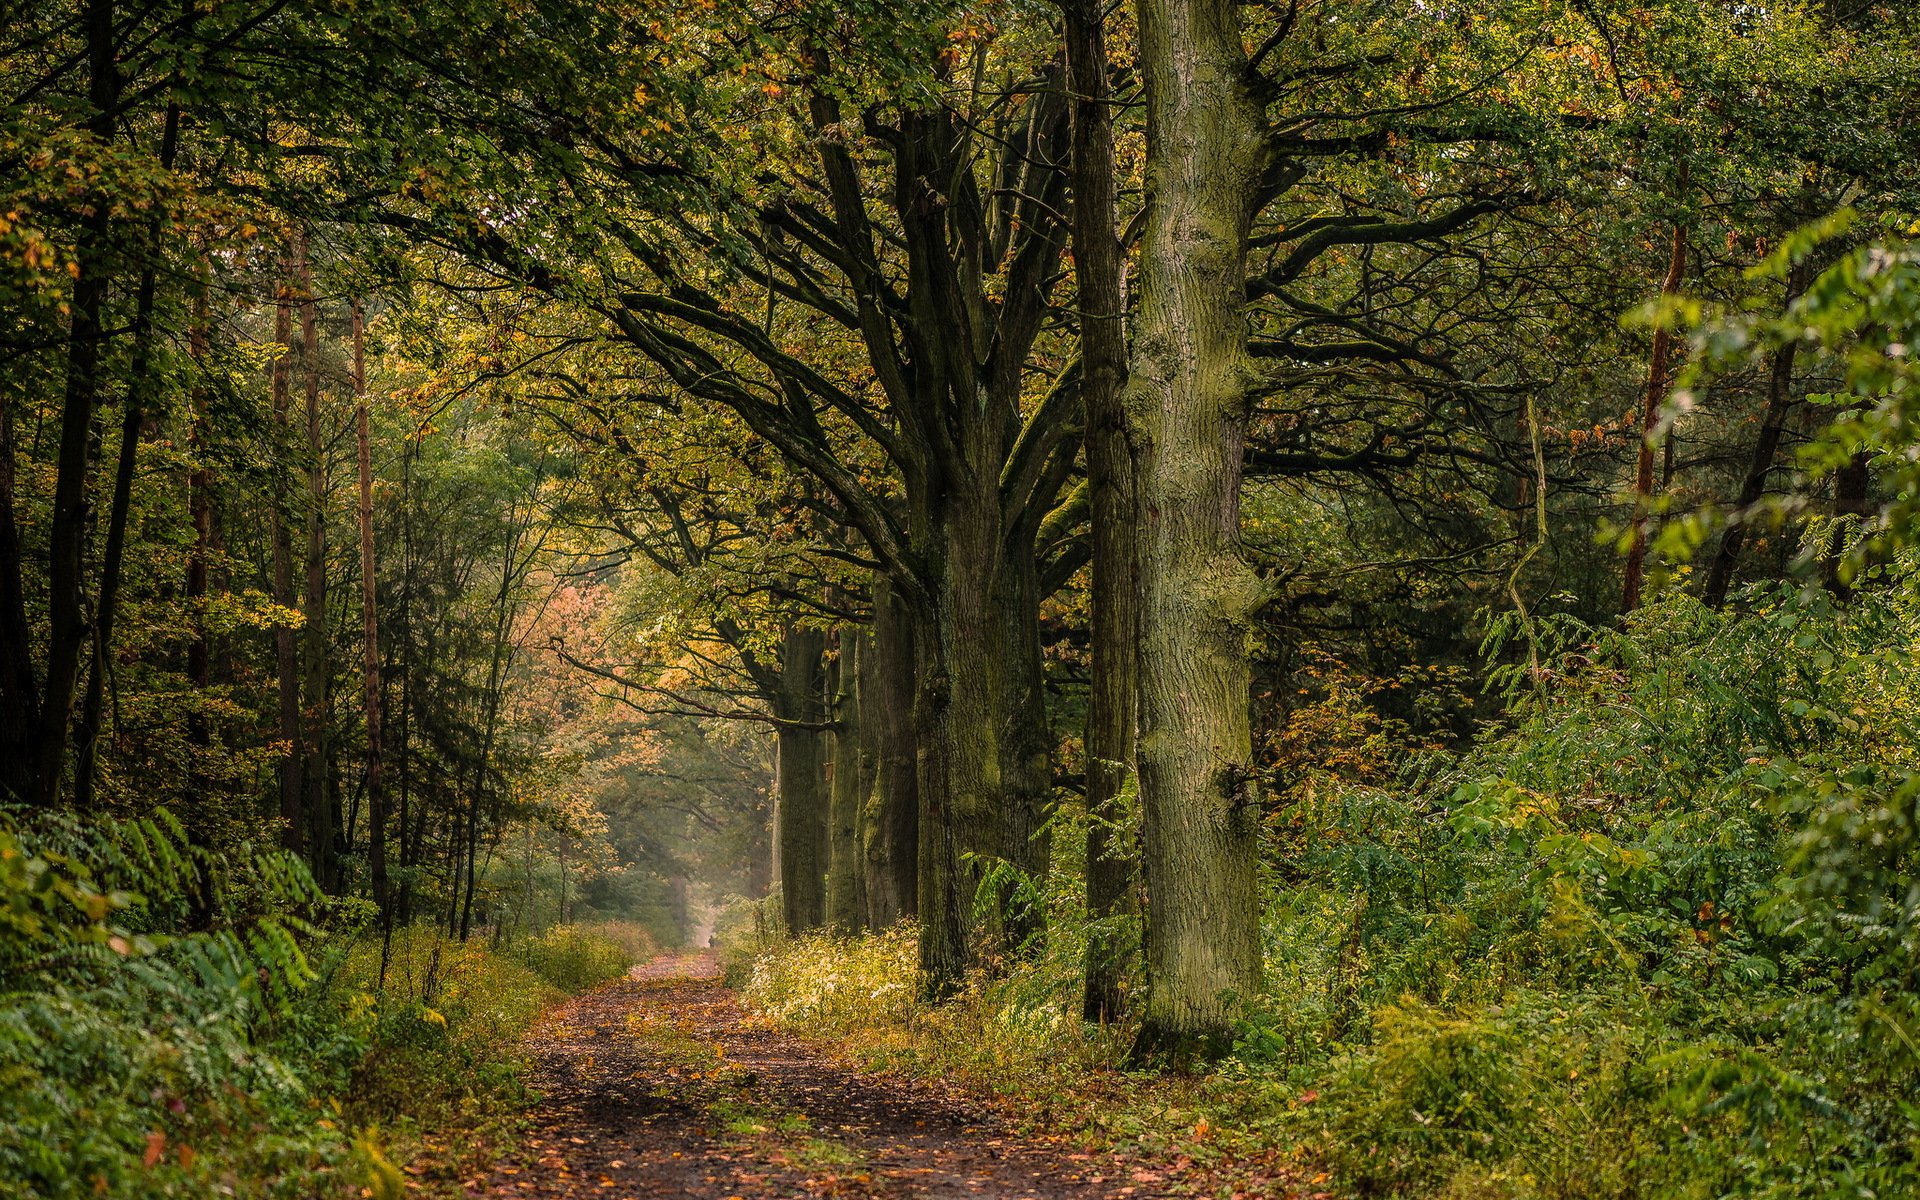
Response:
0,382,37,802
270,261,304,853
353,301,390,923
34,0,121,806
70,262,159,812
1620,220,1688,615
825,628,867,933
861,577,918,927
185,261,213,709
297,234,333,882
1126,0,1268,1060
1703,269,1809,608
775,626,829,933
1066,0,1138,1024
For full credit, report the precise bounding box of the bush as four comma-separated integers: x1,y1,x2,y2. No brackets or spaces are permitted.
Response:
506,922,642,993
0,808,355,1198
0,807,656,1200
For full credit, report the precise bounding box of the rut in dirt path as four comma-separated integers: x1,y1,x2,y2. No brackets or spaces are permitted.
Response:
472,953,1146,1199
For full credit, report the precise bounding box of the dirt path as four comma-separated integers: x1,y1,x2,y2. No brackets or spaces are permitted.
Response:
469,953,1147,1199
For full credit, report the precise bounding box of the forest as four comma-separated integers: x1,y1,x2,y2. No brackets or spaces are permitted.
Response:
3,0,1919,1196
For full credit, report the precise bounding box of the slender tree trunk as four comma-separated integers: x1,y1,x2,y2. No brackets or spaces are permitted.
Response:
1127,0,1268,1060
1066,0,1138,1024
0,383,37,802
1620,220,1689,615
270,263,304,853
776,626,829,933
72,104,182,811
825,629,867,932
185,263,213,713
1704,287,1807,607
71,264,158,811
353,301,390,925
34,0,121,806
861,578,917,926
296,235,335,885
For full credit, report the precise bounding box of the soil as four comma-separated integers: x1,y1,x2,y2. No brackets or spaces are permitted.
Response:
465,953,1166,1199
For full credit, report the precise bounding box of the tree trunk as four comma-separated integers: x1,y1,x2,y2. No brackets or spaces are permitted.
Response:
1126,0,1268,1060
270,264,305,853
34,0,121,807
775,626,829,933
1066,0,1138,1024
297,235,334,883
353,301,389,924
0,383,37,802
826,628,867,933
1620,220,1689,615
71,262,159,811
185,263,213,710
1703,268,1809,608
72,102,182,811
861,577,918,927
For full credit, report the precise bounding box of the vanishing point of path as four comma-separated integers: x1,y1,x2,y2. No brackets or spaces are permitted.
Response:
469,953,1148,1199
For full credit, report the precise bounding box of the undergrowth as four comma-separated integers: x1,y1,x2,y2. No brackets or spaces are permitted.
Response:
727,573,1920,1199
0,807,645,1199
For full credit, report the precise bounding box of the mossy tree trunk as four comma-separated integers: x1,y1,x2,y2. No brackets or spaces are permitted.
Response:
1066,0,1138,1023
826,627,867,933
861,577,918,928
1127,0,1269,1061
775,625,829,933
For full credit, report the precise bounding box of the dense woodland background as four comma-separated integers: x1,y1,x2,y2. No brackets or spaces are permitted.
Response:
5,0,1920,1195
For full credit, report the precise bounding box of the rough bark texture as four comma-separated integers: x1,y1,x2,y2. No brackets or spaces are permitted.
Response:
1620,221,1688,616
1127,0,1268,1059
861,579,918,928
776,627,829,933
1066,0,1138,1024
826,630,867,933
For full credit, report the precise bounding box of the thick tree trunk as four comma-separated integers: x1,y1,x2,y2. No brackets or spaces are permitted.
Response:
34,0,121,807
861,578,918,927
270,266,304,852
353,301,389,922
826,629,867,933
1620,221,1688,615
775,626,829,933
1127,0,1268,1060
1066,0,1138,1024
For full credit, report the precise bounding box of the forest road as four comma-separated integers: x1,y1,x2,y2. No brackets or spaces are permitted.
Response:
471,952,1132,1199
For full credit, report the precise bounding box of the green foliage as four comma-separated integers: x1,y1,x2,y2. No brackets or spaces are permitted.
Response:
506,921,645,992
0,808,352,1198
733,567,1920,1197
0,806,646,1198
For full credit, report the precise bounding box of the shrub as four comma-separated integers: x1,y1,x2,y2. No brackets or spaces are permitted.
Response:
505,922,640,993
